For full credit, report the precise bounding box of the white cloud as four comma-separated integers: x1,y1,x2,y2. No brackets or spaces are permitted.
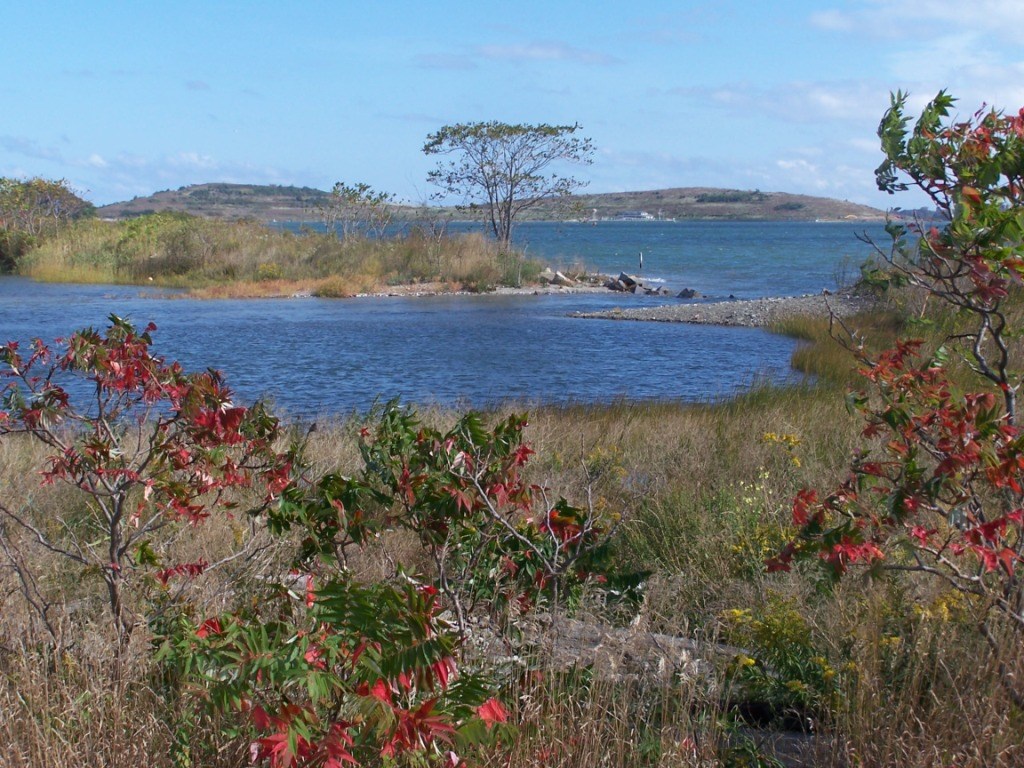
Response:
810,1,1024,110
670,80,890,125
808,10,853,32
476,41,620,65
776,158,828,190
811,1,1024,42
168,151,220,170
589,147,731,191
1,136,65,163
69,151,299,205
848,137,880,154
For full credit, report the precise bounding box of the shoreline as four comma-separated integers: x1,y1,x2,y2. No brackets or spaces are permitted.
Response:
570,291,875,328
2,274,874,328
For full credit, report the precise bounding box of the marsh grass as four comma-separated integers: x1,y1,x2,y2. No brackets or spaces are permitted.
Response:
2,297,1023,765
19,214,545,294
489,665,719,768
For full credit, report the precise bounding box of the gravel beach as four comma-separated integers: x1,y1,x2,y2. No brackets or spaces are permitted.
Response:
571,291,875,328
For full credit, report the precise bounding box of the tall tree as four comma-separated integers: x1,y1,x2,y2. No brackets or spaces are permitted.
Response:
423,121,593,248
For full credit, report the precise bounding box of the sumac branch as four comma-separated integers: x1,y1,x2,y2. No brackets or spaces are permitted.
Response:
774,93,1024,708
0,315,293,646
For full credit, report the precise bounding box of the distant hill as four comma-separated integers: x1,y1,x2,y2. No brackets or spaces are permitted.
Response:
535,187,884,222
98,183,332,221
98,183,885,222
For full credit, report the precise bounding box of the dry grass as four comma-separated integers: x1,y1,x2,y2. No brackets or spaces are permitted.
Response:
0,637,251,768
18,215,545,295
1,300,1023,765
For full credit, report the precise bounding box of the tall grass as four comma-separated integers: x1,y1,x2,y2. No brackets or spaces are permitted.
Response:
18,213,545,294
2,299,1023,765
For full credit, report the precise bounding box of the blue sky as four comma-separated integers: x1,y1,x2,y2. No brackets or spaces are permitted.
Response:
2,1,1022,208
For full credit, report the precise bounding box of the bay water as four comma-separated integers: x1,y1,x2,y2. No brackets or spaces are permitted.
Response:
0,221,883,416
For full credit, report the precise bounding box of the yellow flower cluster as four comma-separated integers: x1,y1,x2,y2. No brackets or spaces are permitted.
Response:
762,431,803,467
912,589,966,622
762,432,801,448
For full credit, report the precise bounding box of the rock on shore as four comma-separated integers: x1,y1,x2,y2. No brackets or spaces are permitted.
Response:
571,292,875,328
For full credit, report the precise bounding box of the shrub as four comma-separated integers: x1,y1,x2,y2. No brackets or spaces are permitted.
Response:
0,316,293,647
773,92,1024,708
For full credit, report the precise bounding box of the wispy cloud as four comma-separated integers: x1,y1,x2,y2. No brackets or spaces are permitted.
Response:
476,41,620,65
591,147,732,191
668,80,889,124
592,144,882,206
811,0,1024,42
0,136,65,163
413,52,477,70
809,1,1024,108
773,155,882,202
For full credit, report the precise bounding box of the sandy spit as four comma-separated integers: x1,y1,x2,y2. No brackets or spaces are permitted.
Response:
570,292,875,328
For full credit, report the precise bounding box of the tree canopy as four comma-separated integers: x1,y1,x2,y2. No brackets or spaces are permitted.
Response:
423,121,593,247
0,177,93,270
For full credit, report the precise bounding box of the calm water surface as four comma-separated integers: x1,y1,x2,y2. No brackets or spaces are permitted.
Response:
1,222,876,415
284,220,882,300
510,220,881,298
1,280,801,416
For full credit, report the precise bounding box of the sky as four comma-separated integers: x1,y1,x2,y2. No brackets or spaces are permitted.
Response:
2,1,1022,209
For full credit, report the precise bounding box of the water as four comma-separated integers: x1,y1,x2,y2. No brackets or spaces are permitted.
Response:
0,222,877,416
511,220,880,298
283,219,883,299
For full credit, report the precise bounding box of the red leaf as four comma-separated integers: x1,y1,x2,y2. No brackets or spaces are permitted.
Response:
431,656,457,690
792,489,818,526
196,617,222,639
369,678,393,705
476,697,509,727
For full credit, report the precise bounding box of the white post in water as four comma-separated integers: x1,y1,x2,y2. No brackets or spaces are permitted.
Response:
638,251,643,272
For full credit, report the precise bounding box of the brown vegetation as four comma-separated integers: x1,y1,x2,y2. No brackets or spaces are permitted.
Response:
18,213,545,295
2,293,1022,766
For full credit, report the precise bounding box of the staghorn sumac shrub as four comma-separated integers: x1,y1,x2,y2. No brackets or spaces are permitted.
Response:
769,342,1024,684
268,404,621,633
348,405,617,628
773,93,1024,708
0,315,293,646
165,402,626,767
158,572,511,768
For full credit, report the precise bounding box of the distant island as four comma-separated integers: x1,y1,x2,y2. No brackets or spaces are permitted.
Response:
97,183,886,223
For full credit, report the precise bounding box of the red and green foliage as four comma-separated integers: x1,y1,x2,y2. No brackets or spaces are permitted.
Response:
270,406,616,630
160,573,510,768
769,340,1024,589
163,403,622,766
873,91,1024,415
351,406,613,623
773,93,1024,708
0,315,292,643
1,318,623,763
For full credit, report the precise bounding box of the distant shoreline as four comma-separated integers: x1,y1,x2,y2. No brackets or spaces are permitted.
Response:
96,182,889,223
